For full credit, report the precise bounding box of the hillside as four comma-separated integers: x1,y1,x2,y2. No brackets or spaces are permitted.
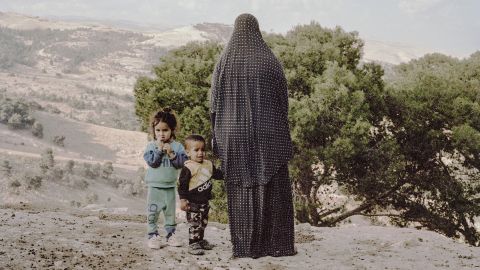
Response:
0,12,230,132
0,111,146,167
0,11,433,134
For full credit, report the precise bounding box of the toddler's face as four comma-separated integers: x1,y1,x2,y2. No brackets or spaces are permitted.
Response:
186,141,205,163
154,121,173,142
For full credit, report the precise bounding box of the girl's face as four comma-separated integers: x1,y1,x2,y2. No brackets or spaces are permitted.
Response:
154,121,173,142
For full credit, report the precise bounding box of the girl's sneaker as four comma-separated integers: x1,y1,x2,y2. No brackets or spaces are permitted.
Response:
166,233,182,247
147,234,165,249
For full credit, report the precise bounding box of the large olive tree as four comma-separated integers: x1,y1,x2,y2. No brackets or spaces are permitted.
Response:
133,25,480,245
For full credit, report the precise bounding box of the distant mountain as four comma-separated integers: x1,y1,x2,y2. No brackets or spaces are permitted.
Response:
0,11,439,135
193,23,233,43
0,11,112,30
46,15,175,32
0,11,434,65
362,39,430,65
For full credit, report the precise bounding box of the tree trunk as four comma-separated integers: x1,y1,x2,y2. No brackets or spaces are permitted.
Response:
459,214,480,246
319,182,405,226
320,200,374,226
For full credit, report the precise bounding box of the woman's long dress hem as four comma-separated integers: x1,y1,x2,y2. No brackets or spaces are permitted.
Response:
226,165,295,258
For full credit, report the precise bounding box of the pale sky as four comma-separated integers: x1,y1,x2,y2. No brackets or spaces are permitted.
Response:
0,0,478,57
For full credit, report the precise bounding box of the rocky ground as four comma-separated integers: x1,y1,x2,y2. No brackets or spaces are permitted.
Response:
1,203,478,270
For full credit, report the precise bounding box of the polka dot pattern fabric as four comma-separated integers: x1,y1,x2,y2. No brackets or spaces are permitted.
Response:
226,166,295,258
210,13,295,258
210,13,293,188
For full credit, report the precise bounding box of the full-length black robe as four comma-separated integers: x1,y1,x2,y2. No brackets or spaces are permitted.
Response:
210,13,295,258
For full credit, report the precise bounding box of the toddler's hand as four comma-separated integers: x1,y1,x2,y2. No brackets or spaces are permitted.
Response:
180,199,189,211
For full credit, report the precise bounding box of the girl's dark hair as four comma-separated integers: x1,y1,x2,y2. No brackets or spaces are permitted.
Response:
149,107,178,140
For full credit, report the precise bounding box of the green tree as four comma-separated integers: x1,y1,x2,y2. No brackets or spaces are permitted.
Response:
209,179,229,223
266,23,363,98
284,29,479,245
133,24,480,244
380,53,480,245
266,23,387,226
134,41,223,142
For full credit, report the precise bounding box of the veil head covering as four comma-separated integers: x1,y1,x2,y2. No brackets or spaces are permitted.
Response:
223,13,268,51
210,13,293,187
233,13,260,33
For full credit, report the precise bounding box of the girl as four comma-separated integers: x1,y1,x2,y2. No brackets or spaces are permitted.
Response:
143,107,187,249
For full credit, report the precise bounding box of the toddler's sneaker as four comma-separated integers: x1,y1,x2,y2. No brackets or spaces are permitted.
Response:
188,242,205,255
147,234,165,249
166,233,182,247
198,239,214,250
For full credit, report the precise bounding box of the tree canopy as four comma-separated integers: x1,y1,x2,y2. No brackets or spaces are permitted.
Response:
134,42,223,142
134,23,479,245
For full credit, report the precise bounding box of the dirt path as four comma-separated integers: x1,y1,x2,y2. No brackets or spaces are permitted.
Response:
1,204,479,270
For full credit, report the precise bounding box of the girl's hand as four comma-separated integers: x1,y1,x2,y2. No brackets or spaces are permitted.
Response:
163,143,172,153
163,143,175,158
180,199,189,211
156,139,164,150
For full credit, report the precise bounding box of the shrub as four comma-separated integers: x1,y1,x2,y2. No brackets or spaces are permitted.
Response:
65,175,89,190
209,181,228,224
70,200,82,207
1,160,12,177
32,121,43,138
101,161,114,179
49,166,65,181
52,135,65,147
7,113,24,129
0,96,35,129
120,183,134,195
86,193,99,204
82,163,101,179
39,148,54,173
9,179,21,188
65,160,75,174
25,174,42,189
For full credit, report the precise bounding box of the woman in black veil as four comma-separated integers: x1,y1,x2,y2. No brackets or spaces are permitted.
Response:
210,13,296,258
